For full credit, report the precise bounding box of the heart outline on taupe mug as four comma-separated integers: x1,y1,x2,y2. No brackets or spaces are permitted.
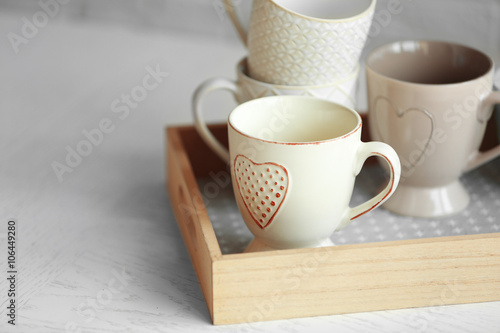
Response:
371,95,435,170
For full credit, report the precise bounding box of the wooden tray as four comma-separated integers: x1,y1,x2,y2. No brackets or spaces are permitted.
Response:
165,117,500,325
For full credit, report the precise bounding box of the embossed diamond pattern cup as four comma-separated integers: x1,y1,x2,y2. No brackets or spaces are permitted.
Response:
193,58,359,161
366,40,500,218
225,96,400,251
224,0,375,85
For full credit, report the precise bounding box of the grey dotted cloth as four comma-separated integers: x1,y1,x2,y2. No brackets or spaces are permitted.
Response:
199,157,500,254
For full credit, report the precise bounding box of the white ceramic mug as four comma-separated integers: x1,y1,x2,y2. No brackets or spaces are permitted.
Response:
223,0,375,85
193,58,359,161
223,96,401,251
366,40,500,217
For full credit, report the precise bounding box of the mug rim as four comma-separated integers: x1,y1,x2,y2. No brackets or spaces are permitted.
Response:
228,96,362,146
365,40,495,87
270,0,376,23
237,58,360,89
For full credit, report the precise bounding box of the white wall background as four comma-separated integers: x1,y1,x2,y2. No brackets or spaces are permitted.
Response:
2,0,499,59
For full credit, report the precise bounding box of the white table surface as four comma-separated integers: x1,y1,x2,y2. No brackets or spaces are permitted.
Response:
0,11,499,333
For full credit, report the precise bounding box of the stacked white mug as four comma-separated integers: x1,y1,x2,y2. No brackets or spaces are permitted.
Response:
226,0,375,86
194,0,376,161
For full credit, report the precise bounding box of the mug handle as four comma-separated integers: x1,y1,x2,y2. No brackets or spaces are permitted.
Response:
192,77,237,163
464,90,500,172
223,0,248,46
335,141,401,231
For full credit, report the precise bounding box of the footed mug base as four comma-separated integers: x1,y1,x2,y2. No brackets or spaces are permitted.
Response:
244,237,335,253
382,180,469,218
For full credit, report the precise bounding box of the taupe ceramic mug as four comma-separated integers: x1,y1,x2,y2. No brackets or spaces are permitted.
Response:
366,40,500,217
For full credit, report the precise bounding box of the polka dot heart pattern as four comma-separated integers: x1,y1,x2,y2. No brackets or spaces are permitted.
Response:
234,154,289,229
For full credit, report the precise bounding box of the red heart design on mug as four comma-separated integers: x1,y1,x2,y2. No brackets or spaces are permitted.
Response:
234,155,289,229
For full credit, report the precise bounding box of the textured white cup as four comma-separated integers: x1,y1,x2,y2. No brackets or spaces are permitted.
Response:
224,0,375,85
226,96,400,251
193,58,359,161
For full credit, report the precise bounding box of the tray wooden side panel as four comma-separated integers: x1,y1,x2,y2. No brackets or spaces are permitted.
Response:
177,124,229,178
166,127,222,322
212,234,500,325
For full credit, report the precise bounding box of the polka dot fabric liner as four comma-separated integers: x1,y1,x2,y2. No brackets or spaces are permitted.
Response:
198,158,500,254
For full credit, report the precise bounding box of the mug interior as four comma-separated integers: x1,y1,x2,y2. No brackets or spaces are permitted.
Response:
272,0,373,20
229,96,360,144
367,40,493,84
